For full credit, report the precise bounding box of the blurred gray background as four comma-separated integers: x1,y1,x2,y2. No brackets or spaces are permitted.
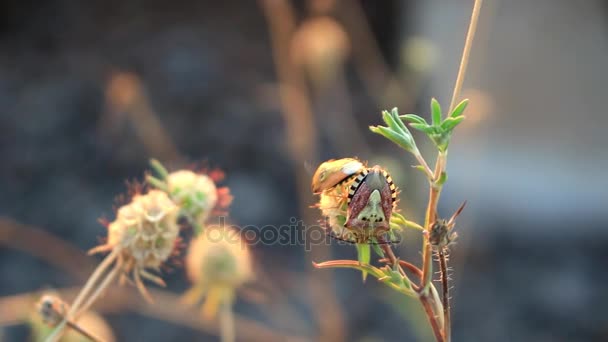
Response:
1,0,607,341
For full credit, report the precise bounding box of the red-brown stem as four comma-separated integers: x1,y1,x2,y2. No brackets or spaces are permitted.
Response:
421,183,441,288
378,258,422,279
419,292,445,342
438,249,451,342
382,243,443,340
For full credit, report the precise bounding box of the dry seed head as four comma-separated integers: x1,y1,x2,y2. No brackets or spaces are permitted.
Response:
36,294,68,327
167,170,218,224
186,227,252,289
107,189,180,268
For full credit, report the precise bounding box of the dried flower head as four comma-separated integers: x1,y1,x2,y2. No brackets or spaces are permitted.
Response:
37,294,68,327
184,227,252,318
34,294,112,342
89,189,180,301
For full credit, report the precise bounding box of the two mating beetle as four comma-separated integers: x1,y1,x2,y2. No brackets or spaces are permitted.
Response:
311,158,398,244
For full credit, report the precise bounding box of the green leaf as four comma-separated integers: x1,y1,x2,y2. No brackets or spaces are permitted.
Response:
146,175,168,191
431,98,442,126
436,171,448,186
381,110,404,134
409,123,436,135
356,243,371,281
370,126,416,153
450,98,469,118
400,114,428,125
390,107,411,135
441,116,465,132
150,159,169,180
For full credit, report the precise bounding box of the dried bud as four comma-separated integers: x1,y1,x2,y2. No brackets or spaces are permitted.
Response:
428,219,457,249
36,295,68,327
108,190,180,268
167,170,219,224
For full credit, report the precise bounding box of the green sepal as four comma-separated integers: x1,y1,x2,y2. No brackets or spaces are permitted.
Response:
146,175,168,191
149,159,169,180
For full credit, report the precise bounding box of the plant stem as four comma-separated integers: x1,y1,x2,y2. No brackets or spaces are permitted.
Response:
438,249,451,342
45,249,119,342
449,0,484,113
419,293,445,342
381,243,443,341
220,301,235,342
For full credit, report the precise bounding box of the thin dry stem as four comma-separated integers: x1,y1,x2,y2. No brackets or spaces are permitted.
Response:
75,259,122,318
65,320,103,342
449,0,484,113
220,302,235,342
46,249,119,342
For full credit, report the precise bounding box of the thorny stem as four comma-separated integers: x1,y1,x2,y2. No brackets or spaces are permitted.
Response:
438,249,451,342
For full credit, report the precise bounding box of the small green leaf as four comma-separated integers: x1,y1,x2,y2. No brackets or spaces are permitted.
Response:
409,123,436,135
436,171,448,186
450,98,469,118
431,98,442,126
146,175,168,191
150,159,169,180
441,116,465,132
390,107,411,135
400,114,428,125
356,243,371,281
370,126,416,153
381,110,404,134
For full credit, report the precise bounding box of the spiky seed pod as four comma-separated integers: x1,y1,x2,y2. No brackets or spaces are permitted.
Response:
184,227,252,318
107,190,180,269
428,219,458,249
166,170,219,225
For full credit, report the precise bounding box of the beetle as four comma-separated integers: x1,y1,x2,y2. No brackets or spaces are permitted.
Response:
311,158,365,194
344,165,397,242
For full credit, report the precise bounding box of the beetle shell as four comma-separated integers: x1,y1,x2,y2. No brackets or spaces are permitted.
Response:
311,158,365,194
345,165,397,238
